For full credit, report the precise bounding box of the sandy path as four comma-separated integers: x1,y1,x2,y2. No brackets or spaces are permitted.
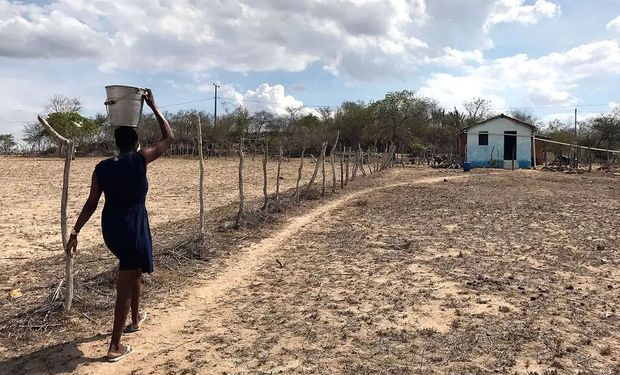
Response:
72,174,466,374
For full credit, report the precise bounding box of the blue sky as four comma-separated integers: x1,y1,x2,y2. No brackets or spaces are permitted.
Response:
1,0,620,140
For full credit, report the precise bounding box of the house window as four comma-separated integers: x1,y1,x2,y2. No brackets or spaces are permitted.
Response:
479,131,488,145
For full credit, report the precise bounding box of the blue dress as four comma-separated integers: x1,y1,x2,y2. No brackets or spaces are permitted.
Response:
95,151,153,273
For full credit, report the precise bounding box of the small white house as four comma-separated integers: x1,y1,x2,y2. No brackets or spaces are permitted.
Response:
459,114,537,169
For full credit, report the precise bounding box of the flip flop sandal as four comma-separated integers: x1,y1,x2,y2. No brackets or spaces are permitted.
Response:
107,344,133,363
124,312,147,333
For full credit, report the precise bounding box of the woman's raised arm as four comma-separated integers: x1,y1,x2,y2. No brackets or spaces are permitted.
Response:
140,89,175,164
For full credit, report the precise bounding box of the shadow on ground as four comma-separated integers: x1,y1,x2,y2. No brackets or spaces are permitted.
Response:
0,333,109,374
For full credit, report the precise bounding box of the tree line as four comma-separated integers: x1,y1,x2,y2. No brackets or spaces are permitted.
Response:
1,91,619,161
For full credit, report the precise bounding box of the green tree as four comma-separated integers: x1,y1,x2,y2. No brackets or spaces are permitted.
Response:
369,90,417,145
463,97,493,125
22,122,49,152
592,113,620,150
46,111,98,142
333,101,373,148
0,134,16,154
509,109,539,126
542,119,575,156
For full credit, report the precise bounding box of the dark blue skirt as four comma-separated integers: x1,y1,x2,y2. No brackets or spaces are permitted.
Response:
102,204,153,273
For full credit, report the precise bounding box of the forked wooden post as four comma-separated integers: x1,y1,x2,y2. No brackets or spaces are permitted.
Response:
304,142,327,198
37,115,74,311
197,116,205,237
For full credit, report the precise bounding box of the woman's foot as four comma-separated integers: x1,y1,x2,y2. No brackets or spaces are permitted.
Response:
124,311,147,333
107,344,133,362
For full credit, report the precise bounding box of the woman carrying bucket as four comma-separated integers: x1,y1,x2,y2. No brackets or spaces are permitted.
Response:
65,88,174,362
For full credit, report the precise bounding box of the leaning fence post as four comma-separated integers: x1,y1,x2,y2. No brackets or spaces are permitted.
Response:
38,115,74,311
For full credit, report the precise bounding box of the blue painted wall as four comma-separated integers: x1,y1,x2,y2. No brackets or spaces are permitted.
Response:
466,117,533,169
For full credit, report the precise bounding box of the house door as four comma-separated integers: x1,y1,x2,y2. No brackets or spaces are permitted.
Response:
504,131,517,160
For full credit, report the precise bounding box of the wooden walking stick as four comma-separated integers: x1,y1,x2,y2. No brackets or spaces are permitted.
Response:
38,115,75,311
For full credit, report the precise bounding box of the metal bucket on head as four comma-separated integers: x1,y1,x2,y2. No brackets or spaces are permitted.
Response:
104,85,147,127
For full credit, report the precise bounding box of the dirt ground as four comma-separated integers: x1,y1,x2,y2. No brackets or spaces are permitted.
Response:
1,163,619,374
0,155,314,263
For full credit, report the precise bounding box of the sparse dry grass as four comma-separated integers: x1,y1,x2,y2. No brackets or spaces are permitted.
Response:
0,163,618,374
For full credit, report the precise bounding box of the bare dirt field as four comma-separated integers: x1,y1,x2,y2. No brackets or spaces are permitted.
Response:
1,162,619,374
0,155,314,262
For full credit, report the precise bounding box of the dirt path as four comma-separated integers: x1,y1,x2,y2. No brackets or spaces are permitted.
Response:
71,174,465,374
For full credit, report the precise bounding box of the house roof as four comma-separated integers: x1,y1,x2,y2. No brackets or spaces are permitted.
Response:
462,113,538,132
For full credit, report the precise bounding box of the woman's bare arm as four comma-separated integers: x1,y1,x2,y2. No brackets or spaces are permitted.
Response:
140,89,175,164
66,170,102,255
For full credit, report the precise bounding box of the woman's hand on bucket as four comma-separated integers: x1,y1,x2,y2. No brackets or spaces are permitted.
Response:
66,235,78,256
144,89,156,109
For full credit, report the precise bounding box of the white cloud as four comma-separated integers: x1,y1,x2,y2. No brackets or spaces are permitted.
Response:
606,15,620,32
0,0,431,80
419,40,620,109
419,72,507,110
202,83,313,116
541,111,598,125
424,47,484,67
484,0,560,32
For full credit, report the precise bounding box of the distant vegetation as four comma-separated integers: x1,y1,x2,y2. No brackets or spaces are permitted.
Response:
2,92,619,160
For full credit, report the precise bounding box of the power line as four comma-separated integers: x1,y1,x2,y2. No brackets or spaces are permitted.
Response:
217,96,333,108
158,96,215,108
490,103,614,110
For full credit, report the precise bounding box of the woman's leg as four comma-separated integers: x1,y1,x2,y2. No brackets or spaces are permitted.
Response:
130,271,142,325
109,269,140,354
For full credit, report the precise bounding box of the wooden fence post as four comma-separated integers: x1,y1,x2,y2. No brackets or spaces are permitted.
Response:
358,144,367,177
262,138,269,211
295,149,305,201
321,143,327,197
235,137,244,229
38,115,74,311
304,142,327,198
197,116,205,238
339,144,344,189
330,131,339,193
275,145,283,210
345,147,350,185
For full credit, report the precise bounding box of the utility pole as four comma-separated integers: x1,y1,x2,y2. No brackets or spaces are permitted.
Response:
213,83,220,128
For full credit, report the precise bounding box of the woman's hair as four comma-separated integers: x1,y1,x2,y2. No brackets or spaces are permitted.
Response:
114,126,138,152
